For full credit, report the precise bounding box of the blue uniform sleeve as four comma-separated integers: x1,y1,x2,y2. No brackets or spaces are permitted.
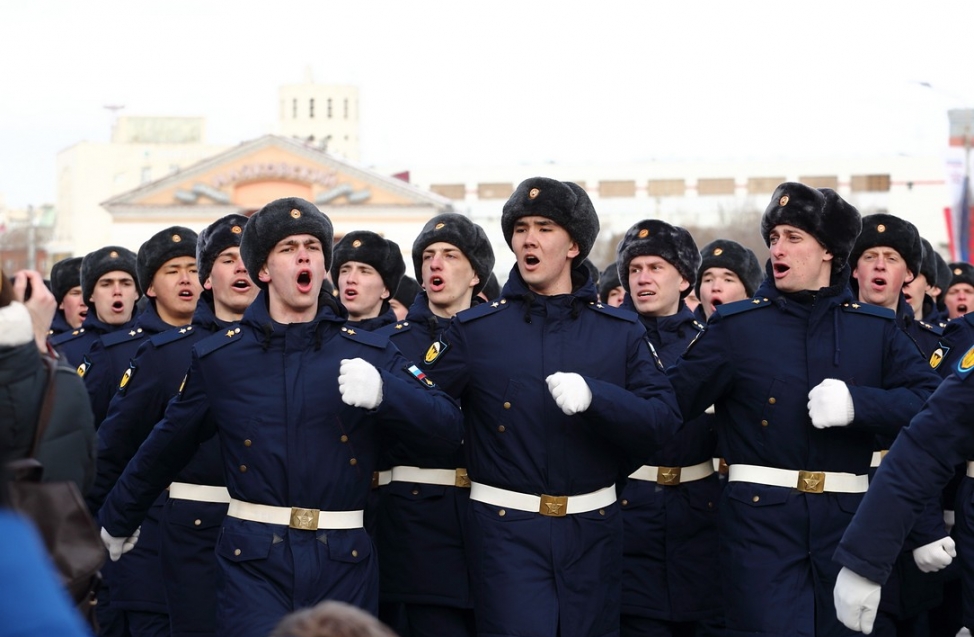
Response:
666,323,735,422
835,370,974,584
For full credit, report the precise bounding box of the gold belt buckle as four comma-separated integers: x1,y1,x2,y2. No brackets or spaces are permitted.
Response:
797,471,825,494
539,494,568,517
455,468,471,488
718,458,729,475
289,507,320,530
371,472,380,490
656,466,682,486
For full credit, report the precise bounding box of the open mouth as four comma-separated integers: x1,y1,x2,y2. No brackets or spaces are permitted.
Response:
296,270,313,293
711,299,723,307
959,304,969,314
773,263,789,275
231,278,251,291
112,300,124,311
871,277,887,288
524,255,540,266
178,289,195,300
428,275,445,291
636,290,655,298
79,309,88,318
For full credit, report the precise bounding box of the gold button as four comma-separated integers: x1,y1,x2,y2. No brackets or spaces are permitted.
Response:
498,509,506,517
752,495,760,503
239,465,247,472
349,458,357,466
761,420,768,427
768,397,776,404
351,549,358,557
412,489,419,495
599,509,605,516
244,439,252,447
340,435,348,443
498,425,505,432
708,502,714,509
503,402,511,409
621,499,629,506
194,519,202,526
234,548,241,556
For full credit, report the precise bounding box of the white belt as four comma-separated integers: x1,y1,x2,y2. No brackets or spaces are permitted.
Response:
469,481,616,517
629,460,714,485
390,466,471,488
227,498,364,530
869,450,888,469
371,470,392,489
169,482,231,504
967,461,974,479
728,464,868,494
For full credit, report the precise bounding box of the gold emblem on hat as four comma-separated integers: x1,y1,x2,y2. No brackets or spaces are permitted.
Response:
352,239,362,248
172,234,182,242
877,224,886,233
290,209,302,219
779,195,789,206
435,223,445,230
231,225,242,234
714,248,723,256
528,188,540,199
109,250,119,258
638,228,649,238
956,268,963,275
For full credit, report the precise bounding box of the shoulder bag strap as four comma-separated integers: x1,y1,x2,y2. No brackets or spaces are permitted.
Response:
26,354,59,460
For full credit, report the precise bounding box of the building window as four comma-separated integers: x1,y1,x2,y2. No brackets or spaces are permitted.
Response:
477,182,514,199
344,98,348,119
431,184,466,200
327,98,333,119
850,174,891,192
599,180,636,198
799,175,839,190
309,99,315,119
697,178,736,195
647,179,685,197
292,98,297,118
747,177,786,194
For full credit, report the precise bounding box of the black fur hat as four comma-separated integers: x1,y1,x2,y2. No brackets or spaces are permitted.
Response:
331,231,406,297
616,219,700,296
918,238,939,287
935,250,952,291
598,261,623,301
393,275,420,308
694,239,763,298
411,213,495,296
240,197,334,290
947,262,974,292
761,182,862,271
197,214,249,284
848,213,922,279
81,246,140,306
137,226,199,292
50,256,83,305
501,177,600,263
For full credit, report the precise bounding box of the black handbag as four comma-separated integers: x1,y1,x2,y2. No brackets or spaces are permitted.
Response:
6,353,104,628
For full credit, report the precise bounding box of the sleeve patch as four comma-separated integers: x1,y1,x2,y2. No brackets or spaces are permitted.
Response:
957,345,974,378
77,356,91,378
404,363,436,389
117,361,137,394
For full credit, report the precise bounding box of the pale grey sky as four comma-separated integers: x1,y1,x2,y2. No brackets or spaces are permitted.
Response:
2,0,973,208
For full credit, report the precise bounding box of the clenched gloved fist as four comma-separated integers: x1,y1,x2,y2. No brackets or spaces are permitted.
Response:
913,536,956,572
546,372,592,416
808,379,854,428
834,566,881,634
101,526,140,562
339,358,383,410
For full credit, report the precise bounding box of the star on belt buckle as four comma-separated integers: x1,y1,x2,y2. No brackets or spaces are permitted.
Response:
656,466,681,486
539,494,568,517
797,470,825,494
289,507,320,530
455,468,471,488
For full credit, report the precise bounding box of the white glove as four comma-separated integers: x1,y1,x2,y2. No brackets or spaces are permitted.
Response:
945,510,956,534
834,566,881,634
101,526,140,562
545,372,592,416
912,536,956,572
808,379,855,428
338,358,383,410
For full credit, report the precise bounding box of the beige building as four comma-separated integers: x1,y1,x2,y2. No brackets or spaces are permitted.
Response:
278,71,360,161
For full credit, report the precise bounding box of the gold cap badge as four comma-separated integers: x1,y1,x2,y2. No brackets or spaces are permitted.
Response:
956,268,963,275
172,234,181,242
877,224,886,233
231,225,242,234
714,248,723,256
352,239,362,248
528,188,540,199
290,209,302,219
779,195,789,206
638,228,649,238
109,250,119,258
435,222,445,230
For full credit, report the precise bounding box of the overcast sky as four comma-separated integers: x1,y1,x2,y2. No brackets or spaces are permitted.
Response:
2,1,973,208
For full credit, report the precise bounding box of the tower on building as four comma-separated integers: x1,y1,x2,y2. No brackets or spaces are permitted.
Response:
279,68,360,161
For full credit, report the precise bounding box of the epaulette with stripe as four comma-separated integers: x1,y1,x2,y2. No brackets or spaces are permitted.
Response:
713,296,771,318
585,301,639,323
196,325,244,358
101,327,146,348
385,320,416,337
916,320,944,337
456,298,511,323
150,324,199,347
840,302,895,320
338,325,387,349
50,328,87,346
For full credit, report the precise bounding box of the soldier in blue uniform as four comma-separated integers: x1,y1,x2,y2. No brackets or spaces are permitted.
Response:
902,238,946,332
48,256,87,336
97,197,464,637
388,275,420,322
429,177,682,637
667,182,940,636
943,262,974,322
50,246,140,367
693,239,762,322
612,220,721,637
82,226,201,428
332,231,405,331
374,212,495,637
89,214,256,637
